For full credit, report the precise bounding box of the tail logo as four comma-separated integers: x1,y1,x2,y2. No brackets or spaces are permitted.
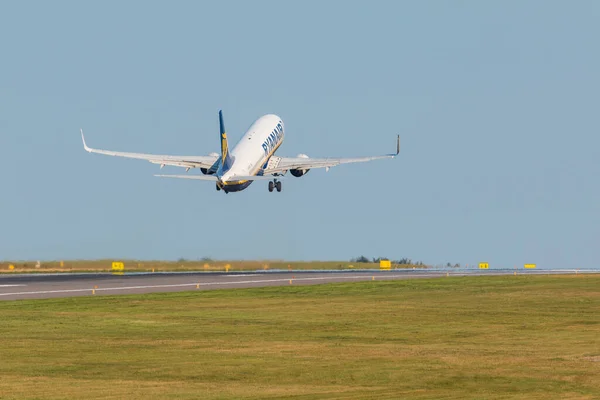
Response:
221,132,228,163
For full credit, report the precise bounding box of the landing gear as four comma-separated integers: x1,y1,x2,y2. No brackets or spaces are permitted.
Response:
268,179,282,193
216,183,221,191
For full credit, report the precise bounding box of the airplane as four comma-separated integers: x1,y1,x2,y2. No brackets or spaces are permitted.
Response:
80,111,399,194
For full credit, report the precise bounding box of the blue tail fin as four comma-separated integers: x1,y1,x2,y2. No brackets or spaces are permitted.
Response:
219,110,234,172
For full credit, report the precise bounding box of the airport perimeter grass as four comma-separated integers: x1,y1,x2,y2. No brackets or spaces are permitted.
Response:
0,275,599,399
0,260,416,274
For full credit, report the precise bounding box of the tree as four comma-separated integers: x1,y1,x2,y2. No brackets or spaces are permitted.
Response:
351,256,370,263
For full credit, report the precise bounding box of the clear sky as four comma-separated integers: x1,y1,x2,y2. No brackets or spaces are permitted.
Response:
1,1,599,268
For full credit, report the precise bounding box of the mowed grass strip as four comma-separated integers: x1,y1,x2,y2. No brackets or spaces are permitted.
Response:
0,260,405,274
0,275,598,399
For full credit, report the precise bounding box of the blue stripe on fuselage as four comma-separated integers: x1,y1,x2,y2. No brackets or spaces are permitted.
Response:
222,180,253,193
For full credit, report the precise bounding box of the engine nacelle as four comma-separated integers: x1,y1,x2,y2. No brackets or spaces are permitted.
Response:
202,153,220,175
290,153,310,177
290,169,309,177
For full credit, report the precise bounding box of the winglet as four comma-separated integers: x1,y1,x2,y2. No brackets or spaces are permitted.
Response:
396,135,400,155
81,129,92,152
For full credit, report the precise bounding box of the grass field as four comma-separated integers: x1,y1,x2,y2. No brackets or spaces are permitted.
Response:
0,259,422,274
0,275,598,399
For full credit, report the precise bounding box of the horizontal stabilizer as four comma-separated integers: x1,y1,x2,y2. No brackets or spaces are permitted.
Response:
154,174,218,181
154,174,281,182
226,175,280,182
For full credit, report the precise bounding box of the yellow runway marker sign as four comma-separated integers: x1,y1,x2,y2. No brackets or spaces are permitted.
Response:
479,263,489,269
524,264,536,269
111,262,124,275
380,259,391,270
8,264,15,271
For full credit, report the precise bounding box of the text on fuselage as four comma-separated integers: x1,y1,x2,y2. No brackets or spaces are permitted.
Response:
262,122,284,156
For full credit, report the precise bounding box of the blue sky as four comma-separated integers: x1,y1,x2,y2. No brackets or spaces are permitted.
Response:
1,1,599,268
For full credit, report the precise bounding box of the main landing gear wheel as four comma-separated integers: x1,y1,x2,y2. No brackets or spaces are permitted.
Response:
268,179,282,193
216,183,221,191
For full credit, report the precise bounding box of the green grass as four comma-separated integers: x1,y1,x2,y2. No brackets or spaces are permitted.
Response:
0,275,598,399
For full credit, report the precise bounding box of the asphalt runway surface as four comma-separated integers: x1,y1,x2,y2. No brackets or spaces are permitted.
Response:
0,269,596,301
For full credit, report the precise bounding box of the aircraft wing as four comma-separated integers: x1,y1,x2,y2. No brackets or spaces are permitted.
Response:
81,130,219,170
264,135,400,175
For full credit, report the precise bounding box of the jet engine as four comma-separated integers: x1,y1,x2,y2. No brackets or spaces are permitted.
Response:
201,153,220,174
290,169,310,177
290,154,310,177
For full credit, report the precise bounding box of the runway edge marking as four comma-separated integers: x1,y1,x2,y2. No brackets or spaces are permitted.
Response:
4,271,596,299
0,275,410,298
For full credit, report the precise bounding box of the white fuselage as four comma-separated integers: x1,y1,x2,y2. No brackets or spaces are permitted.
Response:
219,114,284,191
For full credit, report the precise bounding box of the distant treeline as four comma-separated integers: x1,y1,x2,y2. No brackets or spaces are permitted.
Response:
350,256,426,266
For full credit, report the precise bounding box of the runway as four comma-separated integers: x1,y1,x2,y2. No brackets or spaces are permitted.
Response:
0,269,596,301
